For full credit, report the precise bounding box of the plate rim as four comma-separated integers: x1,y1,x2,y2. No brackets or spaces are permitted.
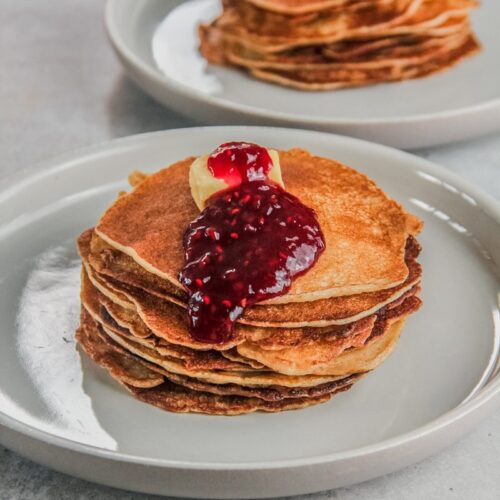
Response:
1,125,500,471
104,0,500,127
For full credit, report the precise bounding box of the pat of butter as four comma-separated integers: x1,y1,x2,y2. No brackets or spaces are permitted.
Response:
189,149,284,210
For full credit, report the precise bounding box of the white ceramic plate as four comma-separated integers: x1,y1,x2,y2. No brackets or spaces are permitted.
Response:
0,127,499,498
105,0,500,149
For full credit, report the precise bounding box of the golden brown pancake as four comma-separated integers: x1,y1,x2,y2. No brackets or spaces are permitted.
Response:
224,0,419,39
89,229,185,301
151,369,360,402
219,27,471,70
76,312,164,389
198,0,479,90
220,349,267,369
81,260,416,379
321,29,470,60
82,254,415,377
100,322,360,387
77,311,348,414
83,243,417,353
80,228,421,328
204,0,475,53
232,1,429,40
81,269,257,369
76,142,424,414
200,16,478,90
241,0,374,15
248,33,479,90
81,308,365,402
96,149,421,303
237,297,420,375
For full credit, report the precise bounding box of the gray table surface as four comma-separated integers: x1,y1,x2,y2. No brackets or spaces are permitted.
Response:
1,1,500,499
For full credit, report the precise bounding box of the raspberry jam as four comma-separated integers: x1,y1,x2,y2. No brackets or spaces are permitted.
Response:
207,142,273,186
179,143,325,344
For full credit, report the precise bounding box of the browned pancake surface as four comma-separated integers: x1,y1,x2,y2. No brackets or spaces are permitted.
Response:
198,0,479,89
77,311,341,414
96,149,420,303
81,228,422,327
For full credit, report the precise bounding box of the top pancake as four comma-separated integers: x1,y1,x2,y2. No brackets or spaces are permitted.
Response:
208,0,477,53
96,148,422,304
242,0,382,15
221,0,422,41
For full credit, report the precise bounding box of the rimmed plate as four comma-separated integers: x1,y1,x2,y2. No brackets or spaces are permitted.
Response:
0,127,499,498
105,0,500,149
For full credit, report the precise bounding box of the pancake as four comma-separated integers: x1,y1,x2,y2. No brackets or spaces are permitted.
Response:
219,27,471,70
82,311,364,401
75,142,424,415
81,269,259,370
84,248,419,352
93,300,407,382
242,0,375,15
76,312,164,389
321,29,470,60
249,33,479,90
88,229,186,301
100,293,152,338
80,228,422,328
77,312,342,414
151,369,360,402
237,298,420,375
83,263,412,379
205,0,475,53
198,0,479,90
81,254,411,360
84,256,421,374
224,0,420,39
199,12,470,66
96,149,421,304
125,383,332,415
214,0,424,43
100,322,362,387
220,349,267,369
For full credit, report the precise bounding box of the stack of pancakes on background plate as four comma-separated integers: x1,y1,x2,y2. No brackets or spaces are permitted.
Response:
76,148,423,415
199,0,480,90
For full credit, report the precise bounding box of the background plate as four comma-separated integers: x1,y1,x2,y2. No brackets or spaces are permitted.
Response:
0,127,499,498
106,0,500,149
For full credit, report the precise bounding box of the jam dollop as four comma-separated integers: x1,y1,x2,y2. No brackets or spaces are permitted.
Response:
179,143,325,344
207,142,273,186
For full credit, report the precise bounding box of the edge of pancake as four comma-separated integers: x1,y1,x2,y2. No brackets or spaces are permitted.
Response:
96,149,422,304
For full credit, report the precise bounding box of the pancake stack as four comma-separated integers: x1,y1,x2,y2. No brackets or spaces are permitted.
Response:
76,148,423,415
199,0,480,90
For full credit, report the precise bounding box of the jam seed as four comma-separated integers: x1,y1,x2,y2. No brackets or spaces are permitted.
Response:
222,300,232,308
206,227,219,240
230,232,239,239
203,295,211,305
191,229,202,241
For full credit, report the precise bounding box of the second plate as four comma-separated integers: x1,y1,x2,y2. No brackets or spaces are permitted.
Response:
106,0,500,149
